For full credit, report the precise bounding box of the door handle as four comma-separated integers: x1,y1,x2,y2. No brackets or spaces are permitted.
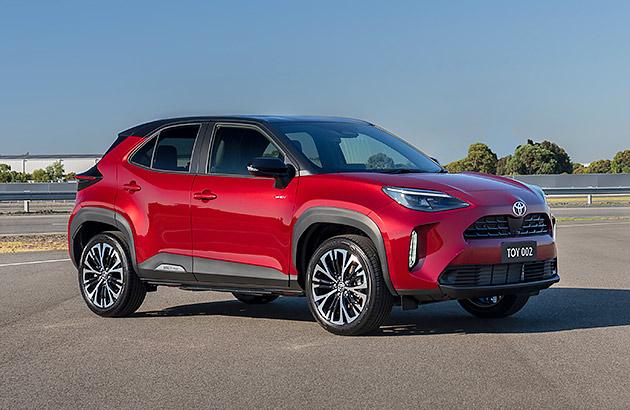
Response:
123,181,141,192
194,190,217,201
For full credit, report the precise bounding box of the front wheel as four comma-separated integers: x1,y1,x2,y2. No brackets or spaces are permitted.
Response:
305,235,394,336
458,294,529,318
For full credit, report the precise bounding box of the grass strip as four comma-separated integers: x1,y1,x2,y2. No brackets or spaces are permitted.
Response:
0,234,68,253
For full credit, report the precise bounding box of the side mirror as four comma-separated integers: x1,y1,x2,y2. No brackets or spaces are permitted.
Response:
247,157,295,189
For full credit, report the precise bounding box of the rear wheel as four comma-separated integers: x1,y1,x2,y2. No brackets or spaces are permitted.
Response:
78,232,146,317
305,234,394,336
232,293,279,304
458,294,529,318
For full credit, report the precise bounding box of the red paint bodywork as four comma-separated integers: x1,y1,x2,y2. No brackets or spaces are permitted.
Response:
190,174,298,275
70,131,557,294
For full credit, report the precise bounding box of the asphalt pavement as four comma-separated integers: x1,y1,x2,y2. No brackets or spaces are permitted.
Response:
1,218,629,409
0,214,69,236
550,206,630,219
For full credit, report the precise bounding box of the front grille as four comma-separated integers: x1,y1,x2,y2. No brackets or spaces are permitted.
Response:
439,258,557,287
463,214,549,239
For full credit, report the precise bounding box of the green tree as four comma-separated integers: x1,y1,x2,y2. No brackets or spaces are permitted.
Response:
611,150,630,173
444,143,498,174
587,159,612,173
0,164,30,182
64,172,76,181
540,140,573,174
496,155,511,175
505,141,558,175
0,164,12,182
444,158,467,173
572,163,587,174
45,161,65,182
32,169,49,182
13,172,29,182
466,143,498,174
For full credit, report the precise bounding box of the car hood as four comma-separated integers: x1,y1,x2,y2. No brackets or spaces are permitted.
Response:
335,171,544,204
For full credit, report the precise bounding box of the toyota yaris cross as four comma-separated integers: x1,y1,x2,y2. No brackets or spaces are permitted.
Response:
69,116,559,335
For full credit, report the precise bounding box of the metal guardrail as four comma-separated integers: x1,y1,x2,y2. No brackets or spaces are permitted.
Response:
1,175,629,206
507,174,630,195
0,182,77,195
0,182,77,210
539,187,630,195
0,191,77,201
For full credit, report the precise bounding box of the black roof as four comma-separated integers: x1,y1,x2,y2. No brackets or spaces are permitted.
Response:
119,115,370,138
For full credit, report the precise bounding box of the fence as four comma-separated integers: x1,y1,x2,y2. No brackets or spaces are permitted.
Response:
506,174,630,195
0,182,76,212
1,174,629,211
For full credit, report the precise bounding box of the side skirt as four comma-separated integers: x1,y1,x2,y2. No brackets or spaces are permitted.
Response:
137,253,303,293
140,279,304,297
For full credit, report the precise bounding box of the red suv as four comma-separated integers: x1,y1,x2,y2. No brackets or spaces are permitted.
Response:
69,116,559,335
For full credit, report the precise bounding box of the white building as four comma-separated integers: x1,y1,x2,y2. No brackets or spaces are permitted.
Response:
0,154,101,175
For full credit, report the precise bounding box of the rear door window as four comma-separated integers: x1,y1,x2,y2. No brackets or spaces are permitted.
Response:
130,136,156,168
131,124,200,172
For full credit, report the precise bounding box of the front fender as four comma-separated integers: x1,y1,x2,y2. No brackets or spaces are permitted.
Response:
292,206,397,296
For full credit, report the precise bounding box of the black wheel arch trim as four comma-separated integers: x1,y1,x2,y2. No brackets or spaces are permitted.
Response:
69,207,137,271
292,206,398,296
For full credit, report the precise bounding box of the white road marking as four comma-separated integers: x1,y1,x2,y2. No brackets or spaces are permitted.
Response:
0,258,70,267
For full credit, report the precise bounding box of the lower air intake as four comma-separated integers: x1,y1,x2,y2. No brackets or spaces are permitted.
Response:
439,258,557,287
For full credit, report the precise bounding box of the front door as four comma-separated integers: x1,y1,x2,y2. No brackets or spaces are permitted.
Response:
190,124,298,289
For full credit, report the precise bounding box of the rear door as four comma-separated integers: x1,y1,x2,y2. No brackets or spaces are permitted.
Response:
190,123,298,289
116,123,205,282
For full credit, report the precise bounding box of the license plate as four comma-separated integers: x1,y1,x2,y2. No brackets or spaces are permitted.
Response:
501,241,537,263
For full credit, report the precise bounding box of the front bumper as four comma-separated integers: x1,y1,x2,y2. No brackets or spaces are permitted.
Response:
438,275,560,299
398,257,559,300
370,201,557,292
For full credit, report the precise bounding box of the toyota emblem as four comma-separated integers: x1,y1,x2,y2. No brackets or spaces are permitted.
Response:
512,201,527,217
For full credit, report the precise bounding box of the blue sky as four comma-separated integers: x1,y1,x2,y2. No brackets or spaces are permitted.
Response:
1,0,628,164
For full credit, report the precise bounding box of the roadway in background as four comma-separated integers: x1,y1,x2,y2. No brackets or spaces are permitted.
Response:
0,214,69,236
1,220,628,408
550,206,630,219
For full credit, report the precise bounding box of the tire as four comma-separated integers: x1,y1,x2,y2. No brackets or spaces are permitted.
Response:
232,293,279,304
458,294,529,318
305,234,394,336
78,231,146,317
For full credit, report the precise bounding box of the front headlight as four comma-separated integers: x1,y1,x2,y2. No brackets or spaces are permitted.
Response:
382,187,470,212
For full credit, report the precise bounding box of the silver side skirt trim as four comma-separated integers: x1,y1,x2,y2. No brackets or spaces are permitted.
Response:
155,264,187,273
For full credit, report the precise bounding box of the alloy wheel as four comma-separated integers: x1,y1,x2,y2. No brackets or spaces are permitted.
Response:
81,242,124,309
310,248,369,325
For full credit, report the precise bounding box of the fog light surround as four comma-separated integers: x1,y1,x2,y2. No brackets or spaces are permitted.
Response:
409,230,418,268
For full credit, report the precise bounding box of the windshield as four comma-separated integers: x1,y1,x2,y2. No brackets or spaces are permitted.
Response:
273,122,443,174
